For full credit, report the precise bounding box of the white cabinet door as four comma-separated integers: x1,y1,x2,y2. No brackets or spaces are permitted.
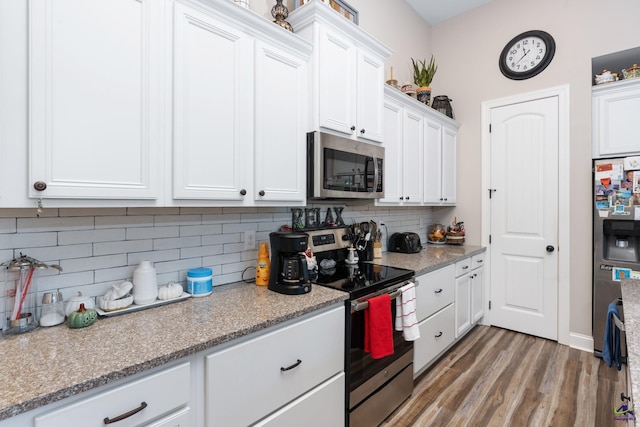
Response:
35,363,191,427
415,264,455,322
29,0,162,201
254,40,307,204
205,307,344,427
378,97,403,204
414,304,455,376
172,3,252,202
318,26,357,137
424,119,457,205
254,373,345,427
454,269,471,338
471,264,485,323
593,79,640,158
423,119,443,204
401,107,424,204
356,49,385,142
441,125,457,204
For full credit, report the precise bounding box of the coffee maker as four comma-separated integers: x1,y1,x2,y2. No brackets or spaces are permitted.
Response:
269,231,311,295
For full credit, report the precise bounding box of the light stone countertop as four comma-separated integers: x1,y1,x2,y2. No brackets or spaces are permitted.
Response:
374,244,486,275
621,278,640,402
0,244,485,421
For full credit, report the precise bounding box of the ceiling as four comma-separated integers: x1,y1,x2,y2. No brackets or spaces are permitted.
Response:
405,0,494,25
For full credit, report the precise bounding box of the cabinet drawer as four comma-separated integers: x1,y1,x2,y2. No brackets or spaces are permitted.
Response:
471,252,486,270
254,373,345,427
414,304,455,376
455,258,471,277
147,407,191,427
416,264,455,321
35,363,190,427
205,306,344,427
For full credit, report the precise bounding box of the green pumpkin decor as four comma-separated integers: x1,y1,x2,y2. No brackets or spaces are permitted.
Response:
68,303,97,328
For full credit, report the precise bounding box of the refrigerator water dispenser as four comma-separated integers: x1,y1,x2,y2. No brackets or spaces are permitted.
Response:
603,220,640,263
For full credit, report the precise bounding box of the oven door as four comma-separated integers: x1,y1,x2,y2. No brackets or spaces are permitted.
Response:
346,287,414,411
307,131,384,200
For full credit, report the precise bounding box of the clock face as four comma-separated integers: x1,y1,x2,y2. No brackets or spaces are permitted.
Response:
499,30,555,80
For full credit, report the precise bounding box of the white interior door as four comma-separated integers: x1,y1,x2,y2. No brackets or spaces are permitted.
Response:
489,96,559,340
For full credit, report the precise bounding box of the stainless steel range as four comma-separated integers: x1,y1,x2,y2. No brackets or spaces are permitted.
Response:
306,227,415,427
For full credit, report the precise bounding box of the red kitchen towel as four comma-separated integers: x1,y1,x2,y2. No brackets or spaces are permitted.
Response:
364,293,394,359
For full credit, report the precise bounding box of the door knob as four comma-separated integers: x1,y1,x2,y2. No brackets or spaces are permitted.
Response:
350,125,356,131
546,245,555,253
240,189,247,196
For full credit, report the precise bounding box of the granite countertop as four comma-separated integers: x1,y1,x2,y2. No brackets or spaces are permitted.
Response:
374,244,485,275
621,278,640,402
0,283,347,420
0,244,485,421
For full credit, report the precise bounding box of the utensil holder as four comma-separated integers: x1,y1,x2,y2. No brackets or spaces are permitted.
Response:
4,268,38,334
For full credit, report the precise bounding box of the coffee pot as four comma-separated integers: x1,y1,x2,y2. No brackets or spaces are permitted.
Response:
268,232,311,295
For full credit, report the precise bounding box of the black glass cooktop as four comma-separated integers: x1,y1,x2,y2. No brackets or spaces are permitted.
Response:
311,261,414,300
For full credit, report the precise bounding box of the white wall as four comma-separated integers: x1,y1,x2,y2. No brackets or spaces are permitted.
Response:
429,0,640,337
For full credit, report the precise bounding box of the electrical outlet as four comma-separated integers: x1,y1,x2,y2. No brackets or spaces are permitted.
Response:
244,230,256,251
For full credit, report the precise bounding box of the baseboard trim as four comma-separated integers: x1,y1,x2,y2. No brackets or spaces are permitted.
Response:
570,332,594,353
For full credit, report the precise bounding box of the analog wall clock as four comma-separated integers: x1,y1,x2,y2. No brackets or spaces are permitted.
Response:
499,30,556,80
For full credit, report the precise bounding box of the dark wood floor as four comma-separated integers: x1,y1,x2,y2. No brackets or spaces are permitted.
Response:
381,325,627,427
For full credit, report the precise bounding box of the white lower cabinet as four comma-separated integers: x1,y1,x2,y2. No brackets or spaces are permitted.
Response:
415,305,455,375
413,252,486,377
34,362,191,427
454,258,472,338
471,253,486,323
413,265,455,376
204,306,345,427
254,373,345,427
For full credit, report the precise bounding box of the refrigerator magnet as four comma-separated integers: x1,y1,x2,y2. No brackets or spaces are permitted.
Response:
624,156,640,170
613,268,632,281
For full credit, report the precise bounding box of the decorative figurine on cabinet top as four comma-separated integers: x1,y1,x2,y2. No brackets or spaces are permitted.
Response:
272,0,294,32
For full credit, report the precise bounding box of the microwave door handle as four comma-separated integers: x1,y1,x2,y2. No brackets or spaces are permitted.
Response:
374,158,381,193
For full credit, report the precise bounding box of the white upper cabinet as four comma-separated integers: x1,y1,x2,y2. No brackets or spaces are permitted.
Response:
424,119,458,205
254,40,308,204
171,3,252,202
378,85,459,207
171,2,310,206
29,0,163,203
592,78,640,158
289,1,391,143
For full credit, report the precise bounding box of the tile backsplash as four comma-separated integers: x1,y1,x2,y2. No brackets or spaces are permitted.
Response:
0,205,432,320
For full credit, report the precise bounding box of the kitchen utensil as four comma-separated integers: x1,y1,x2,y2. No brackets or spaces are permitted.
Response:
40,290,65,327
133,260,159,305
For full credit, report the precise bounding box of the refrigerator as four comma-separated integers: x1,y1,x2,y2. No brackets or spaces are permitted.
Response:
593,156,640,357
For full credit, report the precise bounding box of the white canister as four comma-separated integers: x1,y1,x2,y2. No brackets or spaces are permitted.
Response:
187,268,213,297
133,261,158,305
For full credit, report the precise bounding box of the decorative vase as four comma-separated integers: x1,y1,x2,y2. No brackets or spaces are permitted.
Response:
272,0,294,32
416,86,431,105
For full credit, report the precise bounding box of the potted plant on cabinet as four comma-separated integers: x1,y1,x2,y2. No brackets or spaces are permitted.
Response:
411,55,437,105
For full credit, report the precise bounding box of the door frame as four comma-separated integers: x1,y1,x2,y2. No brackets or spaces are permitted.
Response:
480,85,571,347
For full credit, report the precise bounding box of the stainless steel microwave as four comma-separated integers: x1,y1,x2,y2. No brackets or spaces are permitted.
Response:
307,131,384,200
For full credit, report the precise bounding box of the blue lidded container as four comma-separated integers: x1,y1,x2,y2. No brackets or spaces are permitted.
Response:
187,267,213,297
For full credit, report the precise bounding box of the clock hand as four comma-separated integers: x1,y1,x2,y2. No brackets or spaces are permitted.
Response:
516,49,530,65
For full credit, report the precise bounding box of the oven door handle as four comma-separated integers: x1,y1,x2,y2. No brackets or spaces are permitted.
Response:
351,280,419,313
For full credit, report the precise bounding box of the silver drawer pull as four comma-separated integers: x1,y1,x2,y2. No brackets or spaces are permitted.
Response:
281,359,302,372
434,288,443,294
434,332,443,338
104,402,147,424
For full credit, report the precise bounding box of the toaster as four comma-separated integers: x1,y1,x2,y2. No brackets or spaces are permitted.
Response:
388,232,422,253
